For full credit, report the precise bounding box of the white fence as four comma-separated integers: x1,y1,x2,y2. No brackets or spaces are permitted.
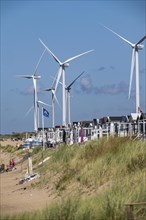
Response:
38,120,145,146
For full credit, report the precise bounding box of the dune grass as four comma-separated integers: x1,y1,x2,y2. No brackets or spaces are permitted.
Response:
1,137,146,220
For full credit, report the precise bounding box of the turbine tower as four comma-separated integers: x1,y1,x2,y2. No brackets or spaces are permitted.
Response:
104,26,146,113
66,71,84,125
39,38,94,126
16,49,46,132
44,87,60,128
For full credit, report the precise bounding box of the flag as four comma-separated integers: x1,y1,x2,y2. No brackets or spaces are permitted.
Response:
43,108,49,118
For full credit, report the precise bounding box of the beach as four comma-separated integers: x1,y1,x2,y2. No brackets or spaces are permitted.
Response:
0,140,54,216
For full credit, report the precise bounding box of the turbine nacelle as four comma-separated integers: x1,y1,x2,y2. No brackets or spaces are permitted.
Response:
135,44,144,50
37,100,51,107
16,75,41,79
34,75,41,79
44,87,55,92
62,63,69,67
65,87,71,92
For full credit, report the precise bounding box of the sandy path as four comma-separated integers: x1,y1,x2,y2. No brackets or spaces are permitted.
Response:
0,147,55,216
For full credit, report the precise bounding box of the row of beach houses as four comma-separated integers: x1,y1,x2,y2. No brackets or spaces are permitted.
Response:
24,112,146,147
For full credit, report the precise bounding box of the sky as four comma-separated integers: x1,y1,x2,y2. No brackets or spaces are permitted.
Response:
1,0,146,134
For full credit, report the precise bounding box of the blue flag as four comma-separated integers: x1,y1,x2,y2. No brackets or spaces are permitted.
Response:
43,108,49,118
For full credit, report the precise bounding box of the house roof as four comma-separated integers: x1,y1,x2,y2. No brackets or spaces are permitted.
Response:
139,113,146,120
80,120,93,127
99,115,128,123
108,116,128,122
130,113,141,121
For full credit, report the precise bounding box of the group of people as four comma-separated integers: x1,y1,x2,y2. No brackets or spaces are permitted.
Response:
6,159,16,172
0,159,16,173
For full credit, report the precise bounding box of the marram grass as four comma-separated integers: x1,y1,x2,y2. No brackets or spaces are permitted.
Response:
1,137,146,220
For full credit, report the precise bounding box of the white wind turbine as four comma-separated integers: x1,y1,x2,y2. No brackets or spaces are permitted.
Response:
103,26,146,113
16,49,46,132
43,86,61,128
66,71,84,125
39,38,94,126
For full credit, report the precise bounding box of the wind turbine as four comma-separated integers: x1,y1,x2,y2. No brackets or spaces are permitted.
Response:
16,49,46,132
39,38,94,126
66,71,84,125
103,25,146,113
43,86,61,128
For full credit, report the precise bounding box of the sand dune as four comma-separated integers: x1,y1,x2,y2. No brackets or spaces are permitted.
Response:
0,145,55,216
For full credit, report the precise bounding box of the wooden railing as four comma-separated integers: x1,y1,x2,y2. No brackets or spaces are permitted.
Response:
125,202,146,220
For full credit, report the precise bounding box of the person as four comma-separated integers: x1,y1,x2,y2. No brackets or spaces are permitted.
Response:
0,164,5,173
12,159,16,167
79,126,84,143
69,129,73,145
6,165,9,172
62,129,66,144
73,125,77,144
115,123,118,136
9,160,12,166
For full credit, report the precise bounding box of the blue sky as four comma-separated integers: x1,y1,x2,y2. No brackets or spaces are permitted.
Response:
1,0,146,134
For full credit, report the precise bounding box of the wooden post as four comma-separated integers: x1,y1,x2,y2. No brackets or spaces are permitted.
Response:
125,204,134,220
125,202,146,220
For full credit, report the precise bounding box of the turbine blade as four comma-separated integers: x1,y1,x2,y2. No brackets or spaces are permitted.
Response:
66,71,85,90
52,90,61,110
103,25,133,47
51,71,59,88
44,88,52,92
50,75,63,87
135,35,146,46
34,49,46,75
39,38,62,65
24,105,33,118
54,67,62,93
63,50,94,64
128,49,135,99
37,100,51,107
16,75,33,79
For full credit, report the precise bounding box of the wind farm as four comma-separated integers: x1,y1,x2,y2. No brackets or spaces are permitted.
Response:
13,22,146,146
1,1,146,219
14,29,146,148
12,32,146,139
1,1,146,137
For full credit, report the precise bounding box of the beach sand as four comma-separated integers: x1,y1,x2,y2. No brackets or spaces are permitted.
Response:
0,140,55,216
